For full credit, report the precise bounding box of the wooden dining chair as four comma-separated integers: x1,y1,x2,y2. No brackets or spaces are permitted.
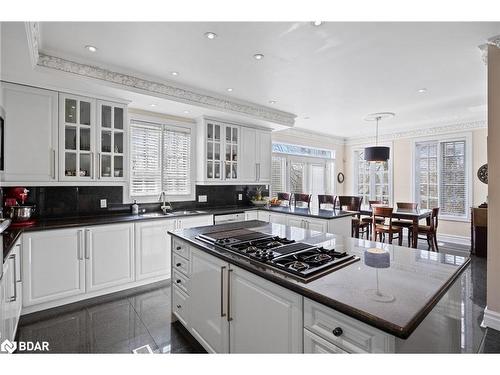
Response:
361,200,385,235
413,207,440,251
277,192,291,206
293,193,312,208
318,194,336,210
392,202,419,246
372,206,403,245
338,196,369,239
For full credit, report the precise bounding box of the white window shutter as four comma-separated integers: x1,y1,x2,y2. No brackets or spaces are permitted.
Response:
271,156,286,197
162,128,191,195
440,140,466,217
130,123,162,196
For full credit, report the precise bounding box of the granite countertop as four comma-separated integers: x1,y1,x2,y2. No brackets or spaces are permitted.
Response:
168,220,470,339
1,204,355,263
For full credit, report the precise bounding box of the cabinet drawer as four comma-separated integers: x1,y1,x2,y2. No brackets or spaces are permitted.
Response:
173,285,189,327
172,239,190,260
304,329,347,353
173,253,190,276
173,269,189,295
304,298,394,353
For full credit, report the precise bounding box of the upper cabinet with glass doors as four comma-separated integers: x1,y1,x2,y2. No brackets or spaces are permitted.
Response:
59,93,127,182
59,94,96,181
97,100,126,181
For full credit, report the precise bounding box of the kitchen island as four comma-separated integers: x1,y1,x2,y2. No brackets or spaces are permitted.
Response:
169,220,470,353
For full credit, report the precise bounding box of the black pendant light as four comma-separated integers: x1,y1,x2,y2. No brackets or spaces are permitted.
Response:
364,112,394,162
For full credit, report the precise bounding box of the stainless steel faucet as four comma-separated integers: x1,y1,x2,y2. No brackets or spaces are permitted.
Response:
158,191,172,214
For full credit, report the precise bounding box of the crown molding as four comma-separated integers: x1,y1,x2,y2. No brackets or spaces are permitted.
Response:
478,34,500,65
345,120,486,146
24,22,296,127
274,127,346,146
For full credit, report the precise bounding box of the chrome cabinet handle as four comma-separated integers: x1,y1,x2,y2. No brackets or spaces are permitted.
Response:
77,230,83,260
255,163,258,181
221,266,226,317
15,244,22,282
176,279,182,284
257,163,261,181
51,148,56,179
90,152,94,179
332,327,343,337
176,246,182,251
227,268,233,322
176,263,181,267
176,304,182,309
9,254,17,302
85,229,91,259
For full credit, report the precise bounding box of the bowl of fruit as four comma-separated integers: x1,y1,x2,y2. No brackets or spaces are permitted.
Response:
269,197,282,207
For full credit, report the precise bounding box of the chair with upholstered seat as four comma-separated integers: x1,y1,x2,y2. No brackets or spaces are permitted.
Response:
318,194,337,210
413,207,439,251
293,193,312,208
372,206,403,245
338,196,369,239
392,202,419,246
276,192,291,206
361,200,385,238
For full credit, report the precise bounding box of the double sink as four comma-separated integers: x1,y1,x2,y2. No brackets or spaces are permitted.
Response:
140,210,207,218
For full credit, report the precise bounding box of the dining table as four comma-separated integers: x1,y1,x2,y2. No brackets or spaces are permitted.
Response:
358,206,432,248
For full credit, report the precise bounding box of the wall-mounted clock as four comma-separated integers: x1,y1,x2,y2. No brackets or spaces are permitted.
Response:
477,164,488,184
337,172,345,184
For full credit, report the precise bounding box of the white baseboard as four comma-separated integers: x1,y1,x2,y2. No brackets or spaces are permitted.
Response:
483,307,500,332
437,233,471,247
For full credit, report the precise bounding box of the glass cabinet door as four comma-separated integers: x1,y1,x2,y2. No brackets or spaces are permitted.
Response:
224,125,238,180
206,122,222,180
62,96,94,179
98,102,125,179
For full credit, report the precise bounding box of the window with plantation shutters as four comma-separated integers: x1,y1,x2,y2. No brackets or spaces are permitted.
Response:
130,123,162,196
271,156,286,198
414,137,469,219
130,120,192,198
162,127,191,195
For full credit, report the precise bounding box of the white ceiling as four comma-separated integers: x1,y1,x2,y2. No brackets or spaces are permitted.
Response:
19,22,500,136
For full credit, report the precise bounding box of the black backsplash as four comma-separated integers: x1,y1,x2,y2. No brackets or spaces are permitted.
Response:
17,185,268,219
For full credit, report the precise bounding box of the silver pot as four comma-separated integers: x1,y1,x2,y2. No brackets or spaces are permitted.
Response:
9,205,36,222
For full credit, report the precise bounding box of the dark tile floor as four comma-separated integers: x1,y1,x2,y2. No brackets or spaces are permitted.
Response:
15,240,500,354
16,281,206,353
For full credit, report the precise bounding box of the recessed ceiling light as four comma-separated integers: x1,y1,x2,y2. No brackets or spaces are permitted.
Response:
150,104,157,107
311,21,323,26
85,45,97,52
304,116,310,120
183,110,190,114
171,71,179,76
269,100,276,104
253,53,264,60
418,88,427,93
226,88,233,92
205,32,217,40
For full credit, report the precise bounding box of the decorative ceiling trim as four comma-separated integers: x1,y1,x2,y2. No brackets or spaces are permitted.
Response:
274,127,346,146
345,120,486,146
24,22,295,127
478,34,500,65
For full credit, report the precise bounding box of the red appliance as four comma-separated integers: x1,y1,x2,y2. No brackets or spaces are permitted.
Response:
3,187,36,227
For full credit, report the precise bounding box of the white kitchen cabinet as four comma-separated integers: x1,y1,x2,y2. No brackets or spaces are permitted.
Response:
189,247,229,353
269,212,288,225
96,100,126,181
1,243,22,343
229,264,303,353
286,216,327,232
85,223,134,293
59,93,96,181
22,228,85,307
0,262,5,343
135,219,174,281
244,210,259,221
1,82,58,182
256,130,272,183
176,214,213,230
304,328,347,353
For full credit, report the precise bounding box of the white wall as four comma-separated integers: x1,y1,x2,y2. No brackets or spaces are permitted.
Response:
344,127,487,241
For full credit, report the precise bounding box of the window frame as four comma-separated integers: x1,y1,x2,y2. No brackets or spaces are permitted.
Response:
128,112,196,203
411,132,472,222
352,142,393,205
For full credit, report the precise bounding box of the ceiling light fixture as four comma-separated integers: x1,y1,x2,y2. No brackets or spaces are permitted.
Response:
304,116,310,120
183,110,190,114
226,88,233,92
418,88,427,93
269,100,276,104
253,53,264,60
171,71,179,76
85,45,97,52
311,21,323,26
363,112,395,162
205,32,217,40
150,104,157,107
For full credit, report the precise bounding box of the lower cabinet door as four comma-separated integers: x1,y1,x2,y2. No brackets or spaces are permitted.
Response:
269,213,287,225
189,247,229,353
178,215,213,230
85,223,135,293
135,219,175,281
286,216,305,229
306,218,328,233
22,229,85,307
304,329,348,353
229,265,303,353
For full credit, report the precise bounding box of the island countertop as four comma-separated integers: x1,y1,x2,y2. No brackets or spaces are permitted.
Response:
169,220,470,339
